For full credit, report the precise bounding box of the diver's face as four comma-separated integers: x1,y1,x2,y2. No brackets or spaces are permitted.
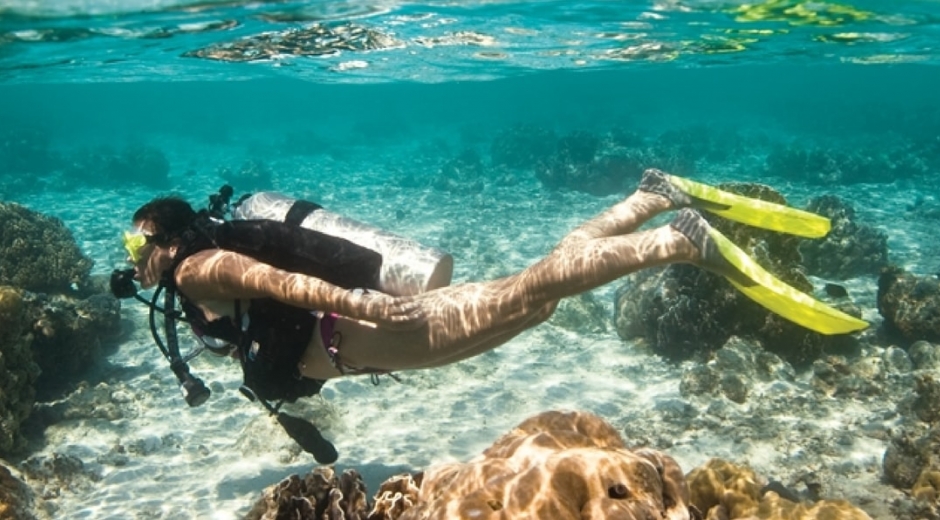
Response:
126,221,175,289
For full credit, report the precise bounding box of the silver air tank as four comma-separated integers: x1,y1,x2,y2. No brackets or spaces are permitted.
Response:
232,192,453,297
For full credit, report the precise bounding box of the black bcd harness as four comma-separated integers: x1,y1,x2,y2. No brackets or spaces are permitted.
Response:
110,187,386,464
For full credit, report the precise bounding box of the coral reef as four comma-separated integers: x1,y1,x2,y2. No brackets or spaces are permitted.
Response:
0,201,121,453
63,144,169,189
615,182,859,366
395,410,691,519
489,125,755,196
765,141,927,184
251,411,696,519
799,195,889,280
245,466,369,520
534,130,651,196
0,462,38,520
0,286,40,455
679,336,795,404
19,451,101,499
883,423,940,490
0,202,93,294
249,410,874,519
25,292,122,400
882,341,940,520
809,355,885,398
30,381,133,430
878,266,940,342
687,458,871,519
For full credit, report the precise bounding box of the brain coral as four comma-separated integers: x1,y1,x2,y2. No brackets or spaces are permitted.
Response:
390,410,692,519
0,202,92,294
687,458,871,520
249,410,873,520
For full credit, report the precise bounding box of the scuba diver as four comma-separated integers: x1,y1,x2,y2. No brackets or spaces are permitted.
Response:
111,169,868,463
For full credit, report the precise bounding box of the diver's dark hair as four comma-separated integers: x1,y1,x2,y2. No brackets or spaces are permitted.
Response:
132,197,197,246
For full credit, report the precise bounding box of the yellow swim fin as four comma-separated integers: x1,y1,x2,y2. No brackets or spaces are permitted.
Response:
707,226,869,335
668,174,832,239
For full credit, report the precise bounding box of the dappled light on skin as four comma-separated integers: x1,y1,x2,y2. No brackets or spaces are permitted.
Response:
138,171,862,381
163,187,696,378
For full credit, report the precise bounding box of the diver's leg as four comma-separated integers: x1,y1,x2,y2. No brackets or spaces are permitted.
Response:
399,224,699,366
554,169,687,248
412,302,558,369
518,223,698,307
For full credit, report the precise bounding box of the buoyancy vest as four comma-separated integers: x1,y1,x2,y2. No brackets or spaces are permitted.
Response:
167,213,385,402
182,297,324,402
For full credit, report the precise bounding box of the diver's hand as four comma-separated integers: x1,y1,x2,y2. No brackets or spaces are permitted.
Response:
354,292,427,330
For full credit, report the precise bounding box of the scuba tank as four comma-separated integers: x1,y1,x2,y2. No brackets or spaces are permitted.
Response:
233,191,453,297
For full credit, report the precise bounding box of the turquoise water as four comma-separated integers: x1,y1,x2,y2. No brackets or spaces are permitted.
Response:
2,1,940,519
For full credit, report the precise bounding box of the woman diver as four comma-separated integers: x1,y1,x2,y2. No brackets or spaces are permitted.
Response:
118,169,868,461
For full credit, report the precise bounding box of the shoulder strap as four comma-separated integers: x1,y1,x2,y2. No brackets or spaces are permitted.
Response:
284,200,322,226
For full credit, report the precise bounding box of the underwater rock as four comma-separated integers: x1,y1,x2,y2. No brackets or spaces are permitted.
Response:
0,286,41,455
183,22,403,62
883,423,940,490
63,144,169,189
548,291,609,334
0,281,121,454
245,466,369,520
687,458,871,520
679,336,795,404
25,292,122,401
890,492,940,520
534,130,644,196
615,182,859,366
0,202,93,294
432,149,486,195
30,381,133,428
19,451,100,499
913,373,940,424
878,266,940,342
0,462,38,520
799,195,889,280
765,141,927,184
810,355,886,398
527,128,713,196
884,345,915,373
909,341,940,371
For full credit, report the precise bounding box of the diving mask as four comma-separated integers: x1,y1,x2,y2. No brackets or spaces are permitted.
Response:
122,230,152,263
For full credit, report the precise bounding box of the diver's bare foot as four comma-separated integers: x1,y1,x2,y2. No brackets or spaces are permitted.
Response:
637,168,692,209
669,208,754,287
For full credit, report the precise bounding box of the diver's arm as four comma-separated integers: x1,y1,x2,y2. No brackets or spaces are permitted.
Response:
174,250,425,328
